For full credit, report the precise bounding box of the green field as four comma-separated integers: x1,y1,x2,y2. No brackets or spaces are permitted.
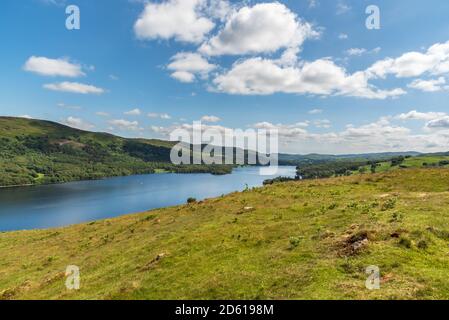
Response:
2,168,449,300
354,155,449,175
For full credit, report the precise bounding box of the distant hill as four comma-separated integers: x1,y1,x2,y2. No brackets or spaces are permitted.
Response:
0,117,232,187
278,151,421,165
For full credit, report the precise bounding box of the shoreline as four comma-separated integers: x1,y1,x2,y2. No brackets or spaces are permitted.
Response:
0,165,264,190
0,169,232,190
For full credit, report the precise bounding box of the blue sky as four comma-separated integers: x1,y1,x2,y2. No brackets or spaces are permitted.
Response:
1,0,449,154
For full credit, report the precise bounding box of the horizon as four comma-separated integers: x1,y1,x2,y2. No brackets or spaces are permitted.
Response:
2,0,449,154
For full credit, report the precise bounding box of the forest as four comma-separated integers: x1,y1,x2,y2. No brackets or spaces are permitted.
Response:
0,117,232,187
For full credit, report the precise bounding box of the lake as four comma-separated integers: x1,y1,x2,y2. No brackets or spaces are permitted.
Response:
0,166,296,232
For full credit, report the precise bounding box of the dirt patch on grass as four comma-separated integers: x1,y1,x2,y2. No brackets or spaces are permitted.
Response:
338,228,374,257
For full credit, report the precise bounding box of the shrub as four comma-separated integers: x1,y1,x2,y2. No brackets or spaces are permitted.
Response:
398,236,412,249
417,240,428,249
187,197,197,204
381,198,397,211
289,236,301,249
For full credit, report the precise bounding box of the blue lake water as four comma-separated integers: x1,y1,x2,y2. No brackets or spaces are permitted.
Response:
0,166,296,232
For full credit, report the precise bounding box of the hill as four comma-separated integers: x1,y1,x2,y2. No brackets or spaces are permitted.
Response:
0,117,232,187
278,152,421,165
2,168,449,299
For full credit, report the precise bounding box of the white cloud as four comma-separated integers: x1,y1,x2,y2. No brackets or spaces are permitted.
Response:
124,108,142,116
308,0,318,8
342,118,409,138
148,112,171,119
308,109,323,114
426,116,449,129
346,48,367,56
23,56,85,77
314,119,331,128
171,71,196,83
396,110,447,121
96,111,110,117
201,115,221,122
205,0,233,21
345,47,381,57
408,77,447,92
43,82,105,94
253,121,308,138
199,2,318,56
63,116,94,130
336,1,351,15
168,52,216,83
338,33,348,40
108,119,141,131
146,113,449,154
134,0,215,44
19,115,32,119
366,40,449,79
213,57,405,99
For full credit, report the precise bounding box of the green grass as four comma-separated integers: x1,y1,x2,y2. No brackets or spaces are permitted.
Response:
2,168,449,300
352,155,449,176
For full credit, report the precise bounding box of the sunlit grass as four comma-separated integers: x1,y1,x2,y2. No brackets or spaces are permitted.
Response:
2,168,449,300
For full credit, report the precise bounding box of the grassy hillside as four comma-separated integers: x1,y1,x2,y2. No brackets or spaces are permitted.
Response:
0,117,232,186
2,168,449,300
356,154,449,174
295,154,449,180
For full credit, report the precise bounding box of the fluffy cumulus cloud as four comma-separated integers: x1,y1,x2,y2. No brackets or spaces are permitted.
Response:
396,110,447,121
342,118,410,139
134,0,215,43
135,1,449,100
366,41,449,79
213,57,405,99
23,56,85,77
408,77,447,92
43,82,105,94
167,52,216,83
393,110,449,132
63,116,94,130
199,2,317,56
426,116,449,129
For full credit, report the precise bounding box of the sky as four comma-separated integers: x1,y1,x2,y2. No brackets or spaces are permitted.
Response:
1,0,449,154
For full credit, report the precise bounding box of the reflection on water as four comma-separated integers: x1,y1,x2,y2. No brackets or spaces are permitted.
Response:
0,166,296,231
